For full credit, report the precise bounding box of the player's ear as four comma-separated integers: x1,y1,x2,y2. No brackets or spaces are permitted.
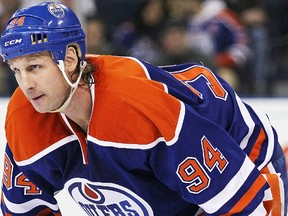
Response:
65,46,78,72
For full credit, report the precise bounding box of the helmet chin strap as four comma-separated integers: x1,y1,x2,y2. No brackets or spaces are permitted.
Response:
49,60,87,113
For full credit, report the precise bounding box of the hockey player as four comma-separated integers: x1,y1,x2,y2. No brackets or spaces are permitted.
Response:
0,2,287,215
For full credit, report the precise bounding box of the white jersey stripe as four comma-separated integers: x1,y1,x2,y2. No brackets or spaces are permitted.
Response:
127,57,152,80
199,156,255,214
252,108,274,170
236,94,275,170
235,94,255,150
249,202,268,216
266,163,286,216
3,193,59,213
16,135,77,166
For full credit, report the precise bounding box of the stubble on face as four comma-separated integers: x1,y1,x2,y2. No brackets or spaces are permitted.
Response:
8,52,72,113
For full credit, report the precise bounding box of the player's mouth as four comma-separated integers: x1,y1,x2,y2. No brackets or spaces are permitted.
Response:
30,94,45,102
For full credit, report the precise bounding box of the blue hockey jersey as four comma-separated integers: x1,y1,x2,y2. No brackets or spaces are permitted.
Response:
1,55,287,215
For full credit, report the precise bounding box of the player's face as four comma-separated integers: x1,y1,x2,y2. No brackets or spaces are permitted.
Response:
8,51,71,113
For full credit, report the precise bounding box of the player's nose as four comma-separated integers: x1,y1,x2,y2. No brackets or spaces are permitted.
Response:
18,71,36,91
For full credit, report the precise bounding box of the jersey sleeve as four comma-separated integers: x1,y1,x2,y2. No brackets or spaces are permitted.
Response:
149,103,272,215
1,144,61,216
132,61,279,215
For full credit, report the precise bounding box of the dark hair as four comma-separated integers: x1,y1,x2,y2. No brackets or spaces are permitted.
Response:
69,44,95,87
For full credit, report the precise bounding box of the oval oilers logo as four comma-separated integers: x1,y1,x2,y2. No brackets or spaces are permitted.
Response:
48,3,65,18
65,178,153,216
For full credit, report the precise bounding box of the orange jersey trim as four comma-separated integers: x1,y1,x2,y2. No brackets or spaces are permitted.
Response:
261,165,285,216
36,208,62,216
249,128,266,163
5,88,74,162
87,55,182,145
223,175,268,215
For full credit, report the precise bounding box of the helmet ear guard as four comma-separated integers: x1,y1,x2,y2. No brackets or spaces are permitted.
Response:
0,2,86,64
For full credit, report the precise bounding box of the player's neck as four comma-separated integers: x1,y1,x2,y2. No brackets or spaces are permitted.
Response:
62,84,92,134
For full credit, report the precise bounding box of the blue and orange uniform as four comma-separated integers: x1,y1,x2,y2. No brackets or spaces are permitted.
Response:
1,55,287,215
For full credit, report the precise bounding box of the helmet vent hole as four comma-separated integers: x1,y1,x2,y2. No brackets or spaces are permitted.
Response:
31,33,48,45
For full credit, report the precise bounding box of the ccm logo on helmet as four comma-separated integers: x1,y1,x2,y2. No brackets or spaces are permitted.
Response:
4,38,22,47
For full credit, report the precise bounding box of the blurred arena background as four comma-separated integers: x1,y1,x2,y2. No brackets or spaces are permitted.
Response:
1,0,288,97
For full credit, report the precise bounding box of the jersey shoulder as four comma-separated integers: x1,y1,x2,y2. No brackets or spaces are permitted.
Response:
6,88,71,163
87,55,182,146
86,54,150,84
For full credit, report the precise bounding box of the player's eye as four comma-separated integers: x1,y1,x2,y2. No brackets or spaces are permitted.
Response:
27,64,40,72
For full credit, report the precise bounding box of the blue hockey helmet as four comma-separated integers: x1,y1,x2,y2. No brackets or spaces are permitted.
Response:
0,2,86,63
